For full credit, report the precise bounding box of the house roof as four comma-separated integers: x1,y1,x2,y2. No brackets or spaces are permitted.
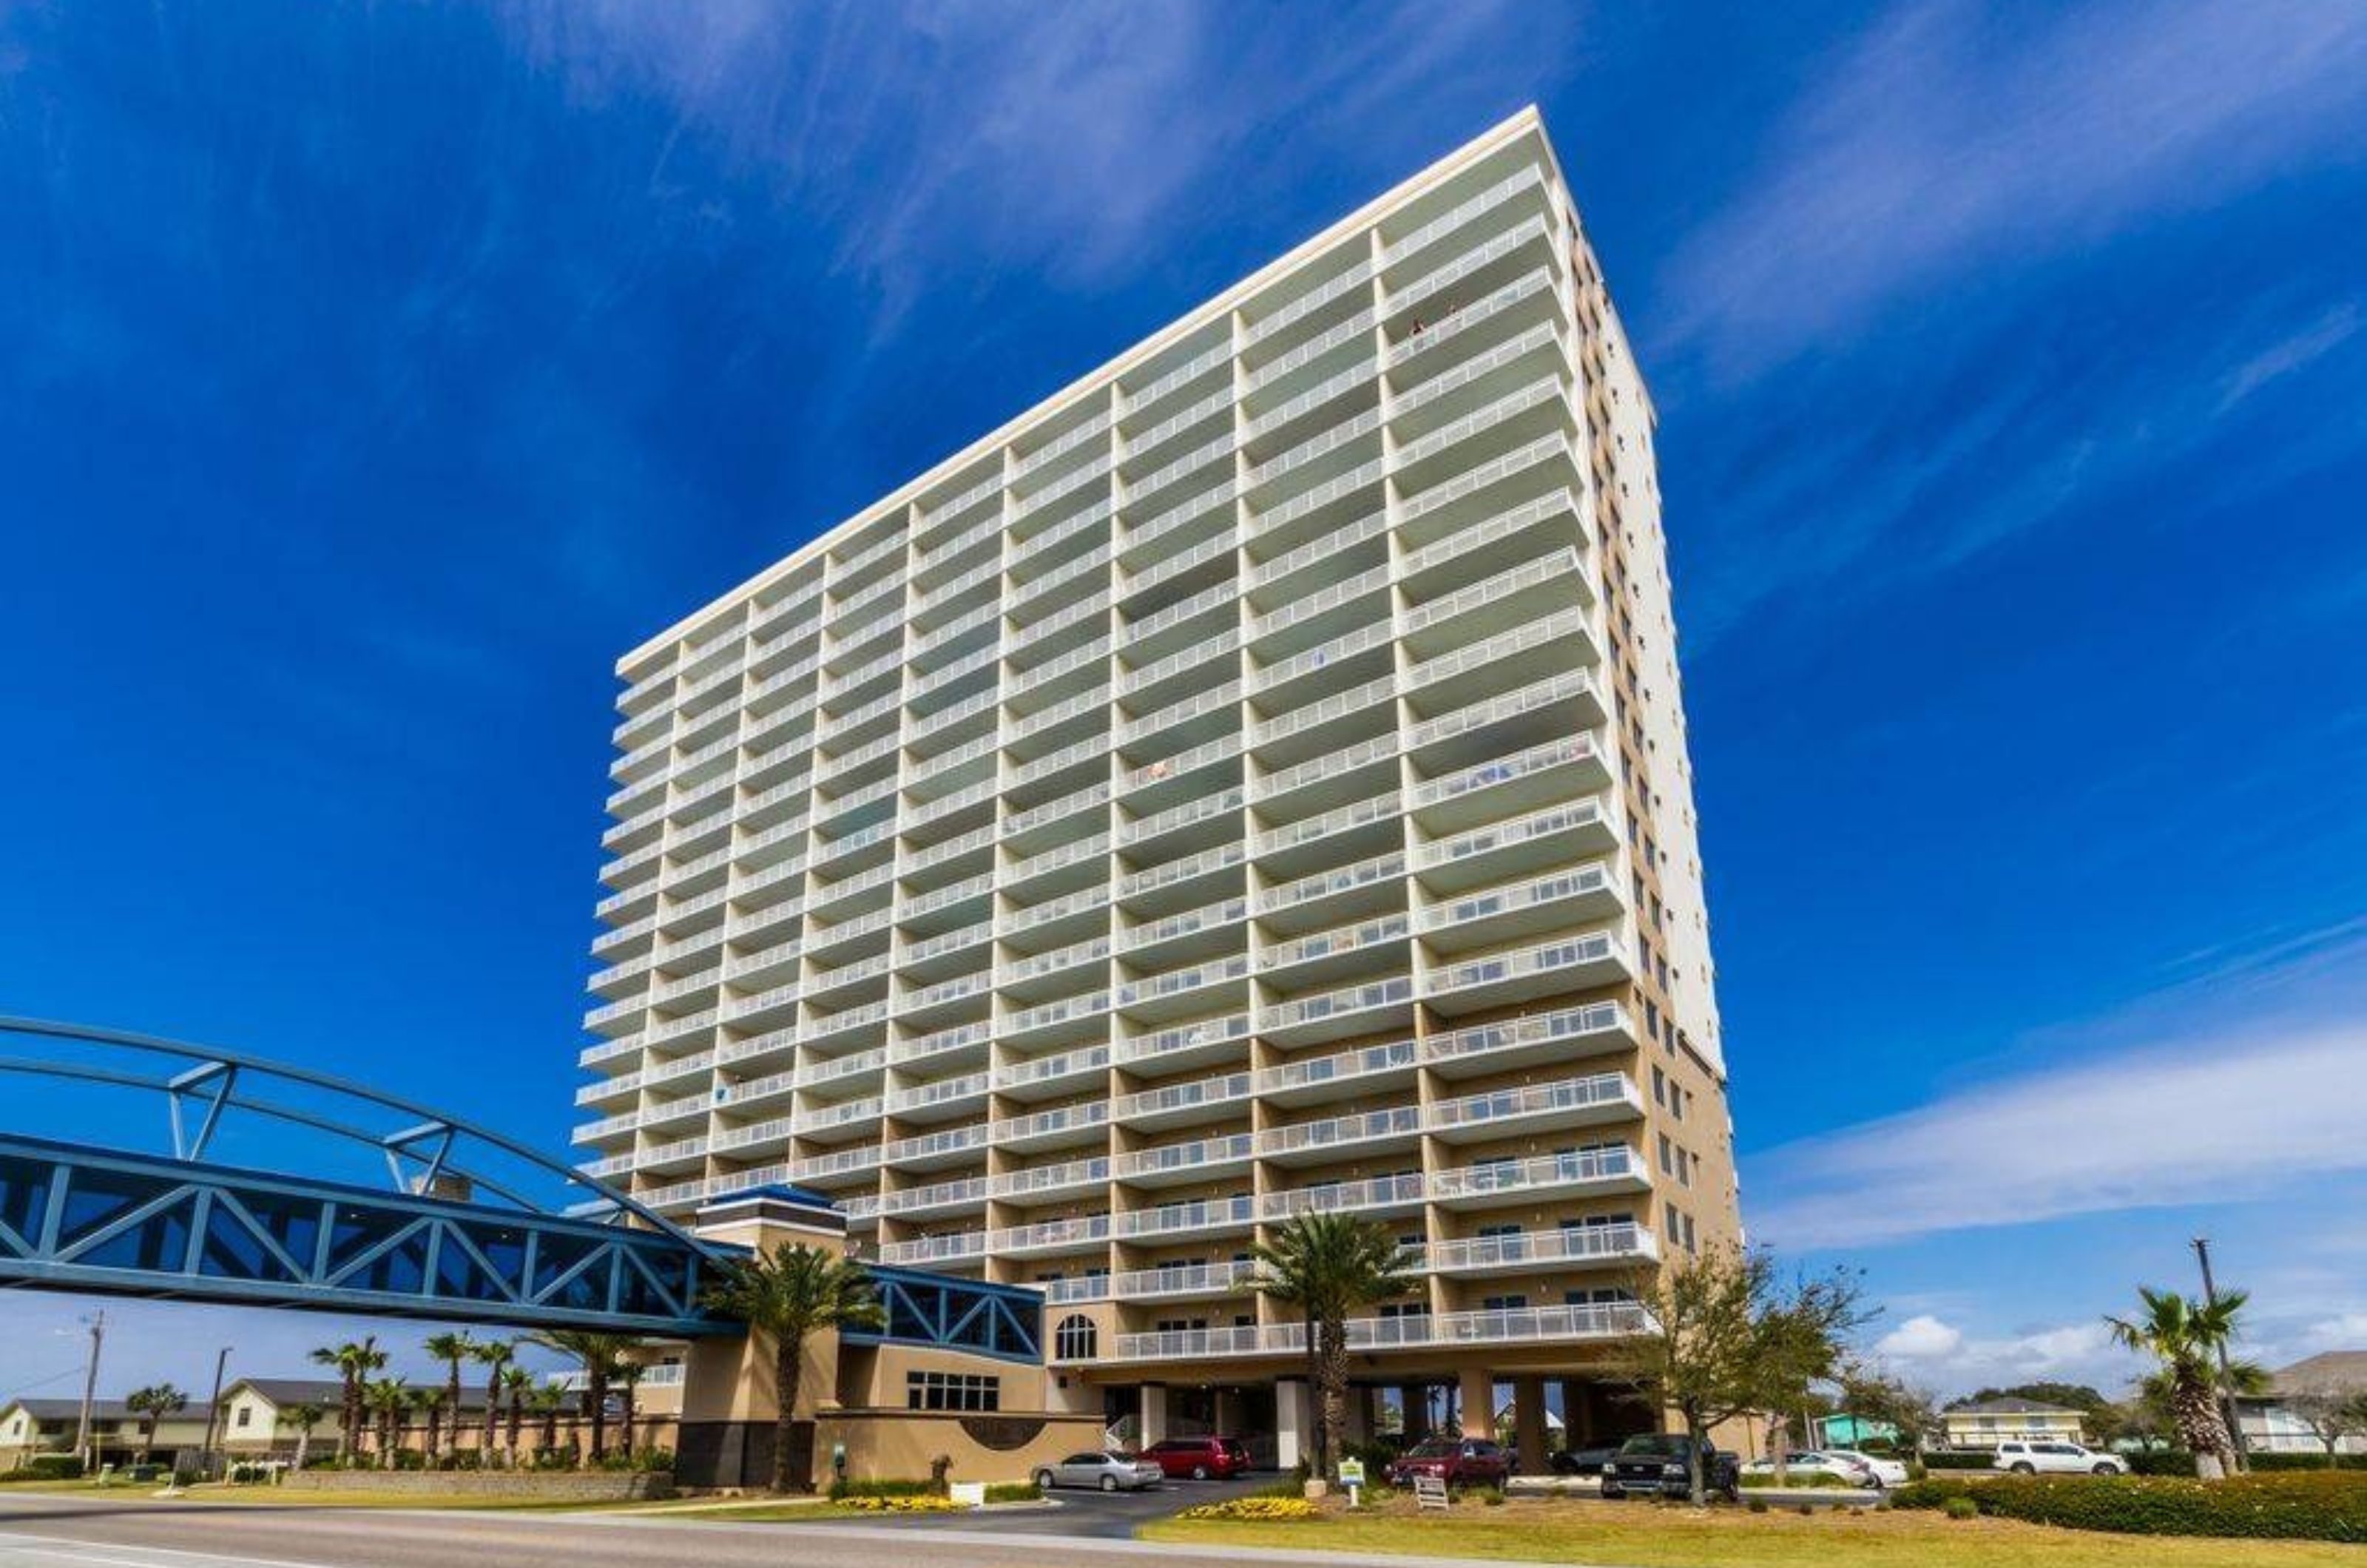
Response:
1944,1396,2081,1416
2272,1351,2367,1394
223,1377,496,1413
5,1399,214,1422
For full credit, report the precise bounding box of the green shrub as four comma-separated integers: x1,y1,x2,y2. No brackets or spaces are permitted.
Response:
1942,1495,1979,1521
1921,1450,1996,1470
1742,1470,1863,1489
1746,1496,1769,1514
983,1481,1040,1504
828,1476,931,1500
3,1455,87,1482
1891,1472,2367,1542
2252,1453,2367,1473
2124,1450,2199,1477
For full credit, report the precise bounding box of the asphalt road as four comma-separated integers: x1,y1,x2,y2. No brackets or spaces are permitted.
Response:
0,1484,1381,1568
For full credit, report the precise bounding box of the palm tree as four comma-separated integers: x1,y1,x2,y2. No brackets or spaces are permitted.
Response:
701,1242,885,1493
2107,1286,2250,1478
527,1381,569,1464
408,1387,448,1465
283,1403,326,1473
613,1360,646,1459
421,1331,475,1461
125,1384,188,1465
363,1379,408,1469
309,1336,384,1463
499,1365,533,1469
1249,1211,1418,1481
525,1331,635,1463
469,1338,515,1466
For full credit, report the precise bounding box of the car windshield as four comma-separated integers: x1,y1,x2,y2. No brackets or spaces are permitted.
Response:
1403,1439,1458,1458
1619,1434,1685,1458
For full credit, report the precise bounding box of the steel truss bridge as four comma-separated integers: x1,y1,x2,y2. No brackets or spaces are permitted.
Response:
0,1017,1045,1359
0,1016,725,1336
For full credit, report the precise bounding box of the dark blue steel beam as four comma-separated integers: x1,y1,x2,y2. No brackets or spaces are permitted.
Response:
0,1134,732,1336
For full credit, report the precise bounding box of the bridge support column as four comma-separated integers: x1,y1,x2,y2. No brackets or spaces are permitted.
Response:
1275,1377,1312,1472
1139,1382,1169,1446
678,1188,851,1490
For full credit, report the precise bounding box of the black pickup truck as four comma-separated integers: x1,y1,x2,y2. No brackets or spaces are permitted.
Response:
1598,1433,1742,1501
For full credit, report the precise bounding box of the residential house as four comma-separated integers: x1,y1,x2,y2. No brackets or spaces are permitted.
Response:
1941,1396,2085,1449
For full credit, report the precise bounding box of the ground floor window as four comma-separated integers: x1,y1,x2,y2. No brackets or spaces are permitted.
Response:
906,1371,1000,1413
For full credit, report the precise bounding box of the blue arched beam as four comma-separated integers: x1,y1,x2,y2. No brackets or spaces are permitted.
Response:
0,1133,734,1336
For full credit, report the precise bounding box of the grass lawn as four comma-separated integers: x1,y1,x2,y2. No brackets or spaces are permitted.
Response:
1139,1496,2366,1568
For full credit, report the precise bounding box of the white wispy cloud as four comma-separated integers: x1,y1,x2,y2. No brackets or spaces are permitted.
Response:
2218,302,2363,412
1870,1312,2135,1391
494,0,1573,318
1749,922,2367,1251
1661,0,2367,371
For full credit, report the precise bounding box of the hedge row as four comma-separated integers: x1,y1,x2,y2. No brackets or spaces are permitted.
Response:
1893,1471,2367,1542
1920,1451,1996,1470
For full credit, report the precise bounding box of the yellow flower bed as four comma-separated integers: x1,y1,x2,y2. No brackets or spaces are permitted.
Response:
838,1493,965,1513
1177,1496,1320,1521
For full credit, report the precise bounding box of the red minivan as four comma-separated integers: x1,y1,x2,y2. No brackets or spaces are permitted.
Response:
1142,1435,1254,1479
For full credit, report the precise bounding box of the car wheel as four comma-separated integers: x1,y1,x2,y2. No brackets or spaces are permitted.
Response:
1192,1464,1209,1480
1601,1483,1624,1500
2093,1463,2117,1475
1101,1475,1119,1492
2009,1463,2036,1475
1034,1469,1055,1490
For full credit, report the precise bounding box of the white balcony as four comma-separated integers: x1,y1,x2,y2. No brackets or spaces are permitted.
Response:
1113,1196,1256,1240
1081,1300,1647,1365
1112,1132,1256,1186
1425,1221,1657,1275
1427,1144,1650,1209
1256,1105,1422,1167
1256,1172,1426,1223
1425,1071,1643,1143
1422,927,1629,1012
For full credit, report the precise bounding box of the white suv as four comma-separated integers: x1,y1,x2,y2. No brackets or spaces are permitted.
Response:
1994,1440,2127,1475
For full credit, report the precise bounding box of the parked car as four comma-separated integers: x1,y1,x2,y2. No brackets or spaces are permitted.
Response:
1601,1433,1741,1501
1034,1450,1166,1491
1383,1436,1513,1489
1142,1435,1253,1480
1994,1440,2127,1475
1740,1450,1880,1488
1822,1447,1911,1487
1548,1442,1623,1476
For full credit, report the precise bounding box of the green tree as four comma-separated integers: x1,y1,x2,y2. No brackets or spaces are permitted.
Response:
282,1402,326,1473
526,1330,637,1463
407,1386,448,1464
526,1380,569,1463
363,1378,408,1469
499,1365,533,1468
700,1242,885,1493
1249,1211,1419,1481
1603,1243,1868,1506
420,1331,476,1461
308,1336,385,1464
1833,1365,1941,1454
125,1383,188,1465
469,1338,516,1467
2106,1286,2250,1479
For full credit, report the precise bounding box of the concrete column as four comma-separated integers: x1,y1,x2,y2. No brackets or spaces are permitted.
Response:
1275,1378,1312,1471
1344,1386,1374,1444
1512,1378,1549,1475
1458,1366,1496,1439
1559,1379,1592,1444
1139,1383,1169,1447
1399,1383,1430,1442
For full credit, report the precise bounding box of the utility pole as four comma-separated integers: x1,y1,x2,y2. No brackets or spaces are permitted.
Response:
75,1311,105,1471
199,1345,232,1481
2192,1237,2249,1472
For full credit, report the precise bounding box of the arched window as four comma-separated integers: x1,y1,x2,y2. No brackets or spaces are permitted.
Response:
1055,1314,1098,1361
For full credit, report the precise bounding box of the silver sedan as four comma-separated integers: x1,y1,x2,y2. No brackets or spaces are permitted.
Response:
1035,1450,1165,1491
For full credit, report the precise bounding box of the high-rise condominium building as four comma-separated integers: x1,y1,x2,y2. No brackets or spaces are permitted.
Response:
576,108,1739,1462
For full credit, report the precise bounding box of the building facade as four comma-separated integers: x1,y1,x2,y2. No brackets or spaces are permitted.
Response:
574,107,1740,1468
1940,1398,2088,1450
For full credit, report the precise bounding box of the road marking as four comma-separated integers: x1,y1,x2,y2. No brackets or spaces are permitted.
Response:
0,1533,341,1568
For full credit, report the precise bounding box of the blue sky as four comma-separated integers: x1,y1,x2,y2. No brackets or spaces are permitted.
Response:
2,0,2363,1400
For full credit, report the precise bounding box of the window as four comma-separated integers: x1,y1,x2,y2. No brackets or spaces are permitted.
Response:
906,1371,1000,1413
234,1408,251,1429
1055,1314,1098,1361
1481,1294,1528,1312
